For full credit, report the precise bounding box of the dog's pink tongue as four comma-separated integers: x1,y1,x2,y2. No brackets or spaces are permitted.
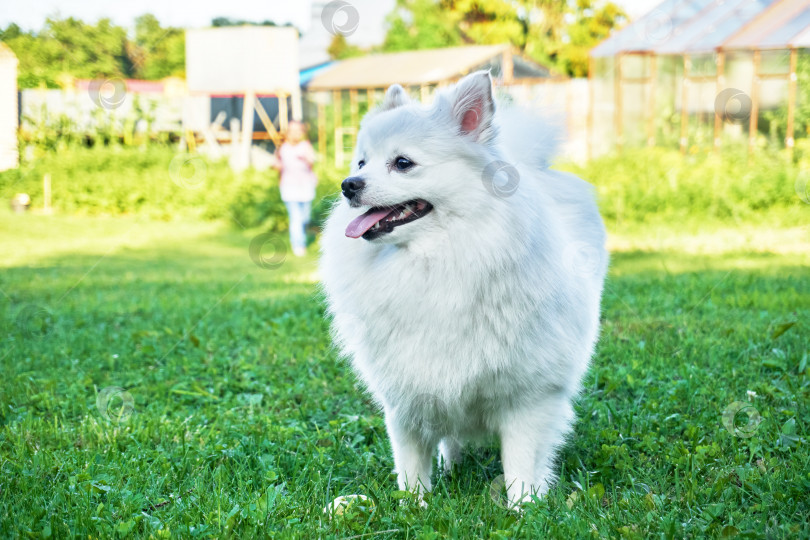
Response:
345,208,394,238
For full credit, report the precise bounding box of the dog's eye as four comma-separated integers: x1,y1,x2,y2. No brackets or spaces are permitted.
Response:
357,159,365,169
394,156,414,171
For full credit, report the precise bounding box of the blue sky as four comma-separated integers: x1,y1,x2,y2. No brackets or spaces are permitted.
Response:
2,0,653,36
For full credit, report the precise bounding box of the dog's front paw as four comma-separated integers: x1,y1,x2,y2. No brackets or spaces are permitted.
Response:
505,479,549,511
438,437,461,475
490,474,548,512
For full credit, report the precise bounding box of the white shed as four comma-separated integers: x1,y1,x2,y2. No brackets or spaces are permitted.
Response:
0,43,18,171
185,26,301,170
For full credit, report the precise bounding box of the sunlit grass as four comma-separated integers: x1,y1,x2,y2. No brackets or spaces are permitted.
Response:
0,208,808,537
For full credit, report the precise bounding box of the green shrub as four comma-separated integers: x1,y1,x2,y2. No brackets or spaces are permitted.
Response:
0,144,348,230
562,147,801,227
1,144,801,229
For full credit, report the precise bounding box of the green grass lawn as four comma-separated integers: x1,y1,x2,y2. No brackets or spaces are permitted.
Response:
1,208,808,538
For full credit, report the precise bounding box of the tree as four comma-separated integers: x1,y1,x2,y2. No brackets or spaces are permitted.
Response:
2,17,129,88
0,23,24,41
383,0,463,52
451,0,527,48
328,34,364,60
382,0,627,76
131,14,185,79
554,0,627,76
1,15,187,87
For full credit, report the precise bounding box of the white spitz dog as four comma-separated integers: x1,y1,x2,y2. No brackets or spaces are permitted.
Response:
320,71,608,506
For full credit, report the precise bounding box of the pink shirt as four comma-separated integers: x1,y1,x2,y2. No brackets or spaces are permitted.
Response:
278,141,317,202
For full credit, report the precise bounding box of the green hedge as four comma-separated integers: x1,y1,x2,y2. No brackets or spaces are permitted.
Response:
563,147,803,227
0,144,347,230
0,144,803,229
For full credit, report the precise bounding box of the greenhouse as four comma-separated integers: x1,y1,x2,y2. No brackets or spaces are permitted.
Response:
589,0,810,155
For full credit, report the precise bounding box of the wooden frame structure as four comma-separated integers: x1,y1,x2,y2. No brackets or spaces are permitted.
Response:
589,0,810,156
598,47,801,155
745,47,799,153
787,47,799,153
306,45,562,166
185,26,302,170
600,52,660,155
312,75,570,166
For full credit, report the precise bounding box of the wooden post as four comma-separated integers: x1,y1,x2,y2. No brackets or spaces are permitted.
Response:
349,88,359,147
367,88,376,109
317,93,326,163
714,51,725,151
787,47,798,154
332,90,343,167
614,54,623,152
587,56,595,160
333,90,343,167
185,129,196,153
278,93,289,133
680,55,690,154
333,90,342,129
749,50,761,153
290,86,303,121
647,54,657,147
239,90,255,171
502,49,514,84
229,118,240,168
43,174,52,213
565,79,573,155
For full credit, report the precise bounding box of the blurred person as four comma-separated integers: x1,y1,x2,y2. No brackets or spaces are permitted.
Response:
273,121,318,256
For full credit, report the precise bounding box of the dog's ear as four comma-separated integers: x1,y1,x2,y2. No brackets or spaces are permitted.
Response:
380,84,409,111
452,71,495,140
451,71,496,143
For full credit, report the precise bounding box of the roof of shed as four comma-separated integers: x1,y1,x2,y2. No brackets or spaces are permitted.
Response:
305,44,549,90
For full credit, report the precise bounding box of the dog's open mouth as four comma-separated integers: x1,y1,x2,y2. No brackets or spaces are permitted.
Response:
345,199,433,240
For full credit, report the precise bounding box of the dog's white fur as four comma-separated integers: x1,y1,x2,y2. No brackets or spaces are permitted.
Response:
319,71,608,506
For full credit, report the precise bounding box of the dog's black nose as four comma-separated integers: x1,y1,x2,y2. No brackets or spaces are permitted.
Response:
341,177,366,199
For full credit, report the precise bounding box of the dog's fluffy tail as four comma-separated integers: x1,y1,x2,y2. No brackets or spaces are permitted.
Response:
496,104,564,170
